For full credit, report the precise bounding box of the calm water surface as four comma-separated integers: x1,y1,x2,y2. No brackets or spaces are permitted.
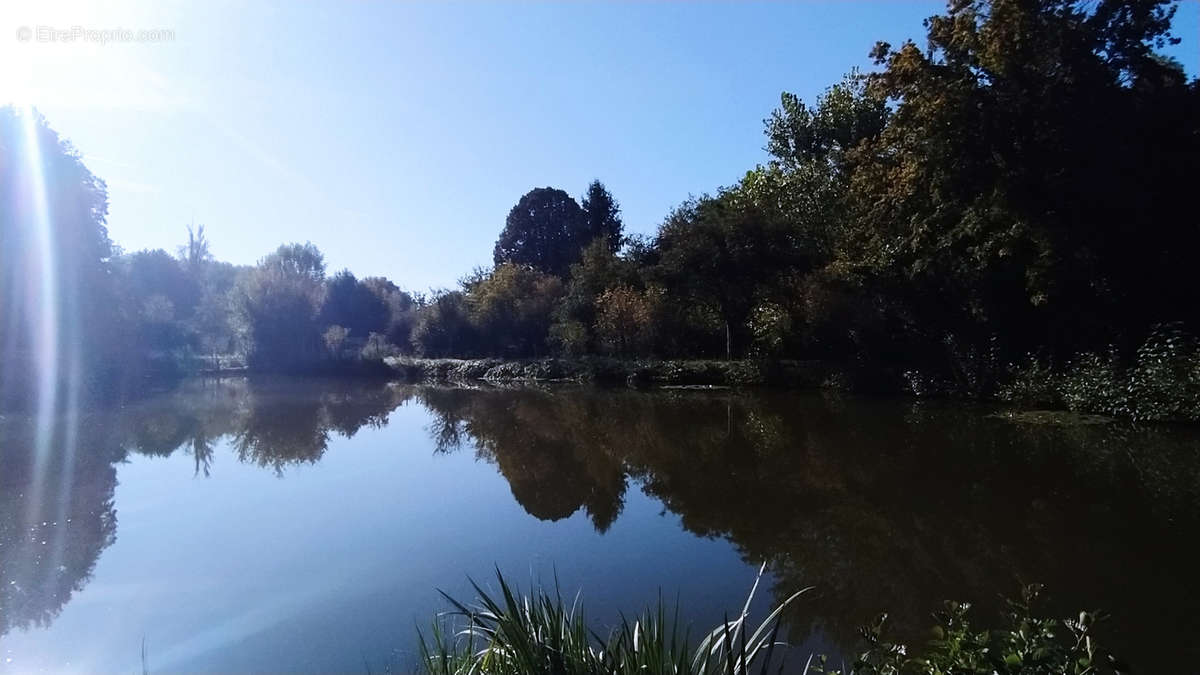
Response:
1,378,1197,672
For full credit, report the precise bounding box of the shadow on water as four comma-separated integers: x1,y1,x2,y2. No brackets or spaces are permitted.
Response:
2,377,1198,670
413,385,1200,670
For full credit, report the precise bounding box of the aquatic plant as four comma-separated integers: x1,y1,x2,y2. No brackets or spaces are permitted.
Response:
419,575,1130,675
418,565,808,675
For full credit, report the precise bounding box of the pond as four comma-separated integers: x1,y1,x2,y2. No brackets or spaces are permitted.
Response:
1,377,1197,672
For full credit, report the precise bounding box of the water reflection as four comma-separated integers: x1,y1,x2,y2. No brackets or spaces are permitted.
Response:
0,415,118,637
0,377,411,637
1,379,1198,670
413,385,1200,669
419,387,627,531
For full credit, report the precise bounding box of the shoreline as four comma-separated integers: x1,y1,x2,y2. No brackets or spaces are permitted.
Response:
383,356,890,390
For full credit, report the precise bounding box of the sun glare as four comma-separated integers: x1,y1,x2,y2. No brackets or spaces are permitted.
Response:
18,105,60,528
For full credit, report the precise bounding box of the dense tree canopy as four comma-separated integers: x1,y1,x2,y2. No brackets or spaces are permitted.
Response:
319,270,389,340
467,263,564,357
493,187,586,277
847,0,1199,356
493,182,621,278
0,107,119,402
237,243,327,371
3,0,1197,407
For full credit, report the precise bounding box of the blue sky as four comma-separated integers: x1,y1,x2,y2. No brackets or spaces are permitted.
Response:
5,1,1199,291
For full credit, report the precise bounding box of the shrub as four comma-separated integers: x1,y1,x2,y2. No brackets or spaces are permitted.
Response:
1125,324,1200,422
595,285,657,357
360,332,397,362
322,325,350,358
997,356,1059,407
412,291,477,357
748,302,792,358
999,325,1200,422
1059,350,1127,417
826,585,1127,675
549,319,590,356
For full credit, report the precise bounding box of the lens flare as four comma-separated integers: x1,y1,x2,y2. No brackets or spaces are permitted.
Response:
18,105,61,549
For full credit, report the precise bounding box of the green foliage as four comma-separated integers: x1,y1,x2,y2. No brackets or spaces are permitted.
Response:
652,194,801,357
1001,325,1200,422
419,568,806,675
830,586,1125,675
123,249,201,319
467,264,564,357
997,356,1059,408
1125,324,1200,422
320,269,389,339
323,324,350,357
362,276,418,348
549,320,590,357
237,242,326,372
765,70,886,171
8,0,1200,414
360,331,396,362
412,291,476,358
580,180,623,254
0,106,120,401
419,573,1129,675
747,302,791,359
494,187,588,277
594,285,658,357
551,239,641,354
846,0,1198,356
495,182,625,279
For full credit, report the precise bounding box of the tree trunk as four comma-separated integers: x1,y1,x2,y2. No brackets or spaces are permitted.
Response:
725,320,732,361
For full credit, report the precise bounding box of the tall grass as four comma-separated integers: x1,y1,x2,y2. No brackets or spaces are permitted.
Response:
418,565,809,675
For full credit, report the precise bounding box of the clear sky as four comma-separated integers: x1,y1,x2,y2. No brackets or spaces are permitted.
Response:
4,1,1198,291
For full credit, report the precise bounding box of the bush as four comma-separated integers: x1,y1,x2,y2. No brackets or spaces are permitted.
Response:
997,356,1059,407
412,291,477,357
748,302,792,358
322,324,350,358
1125,324,1200,422
549,319,589,356
595,285,657,357
829,585,1126,675
998,325,1200,422
360,332,397,362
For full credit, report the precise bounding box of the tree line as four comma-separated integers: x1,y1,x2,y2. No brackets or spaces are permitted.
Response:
2,0,1198,409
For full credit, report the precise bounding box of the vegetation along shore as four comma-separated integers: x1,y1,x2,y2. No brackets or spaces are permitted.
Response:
4,0,1198,422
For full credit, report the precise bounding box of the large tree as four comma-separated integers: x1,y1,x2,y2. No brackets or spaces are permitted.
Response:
653,194,799,359
319,270,389,339
0,107,120,401
580,180,623,254
177,223,212,273
361,276,417,348
848,0,1199,356
493,187,587,277
238,243,327,371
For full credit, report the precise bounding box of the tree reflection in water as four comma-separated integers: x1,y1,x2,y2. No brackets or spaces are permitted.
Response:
2,380,1198,671
0,377,413,637
414,385,1200,670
